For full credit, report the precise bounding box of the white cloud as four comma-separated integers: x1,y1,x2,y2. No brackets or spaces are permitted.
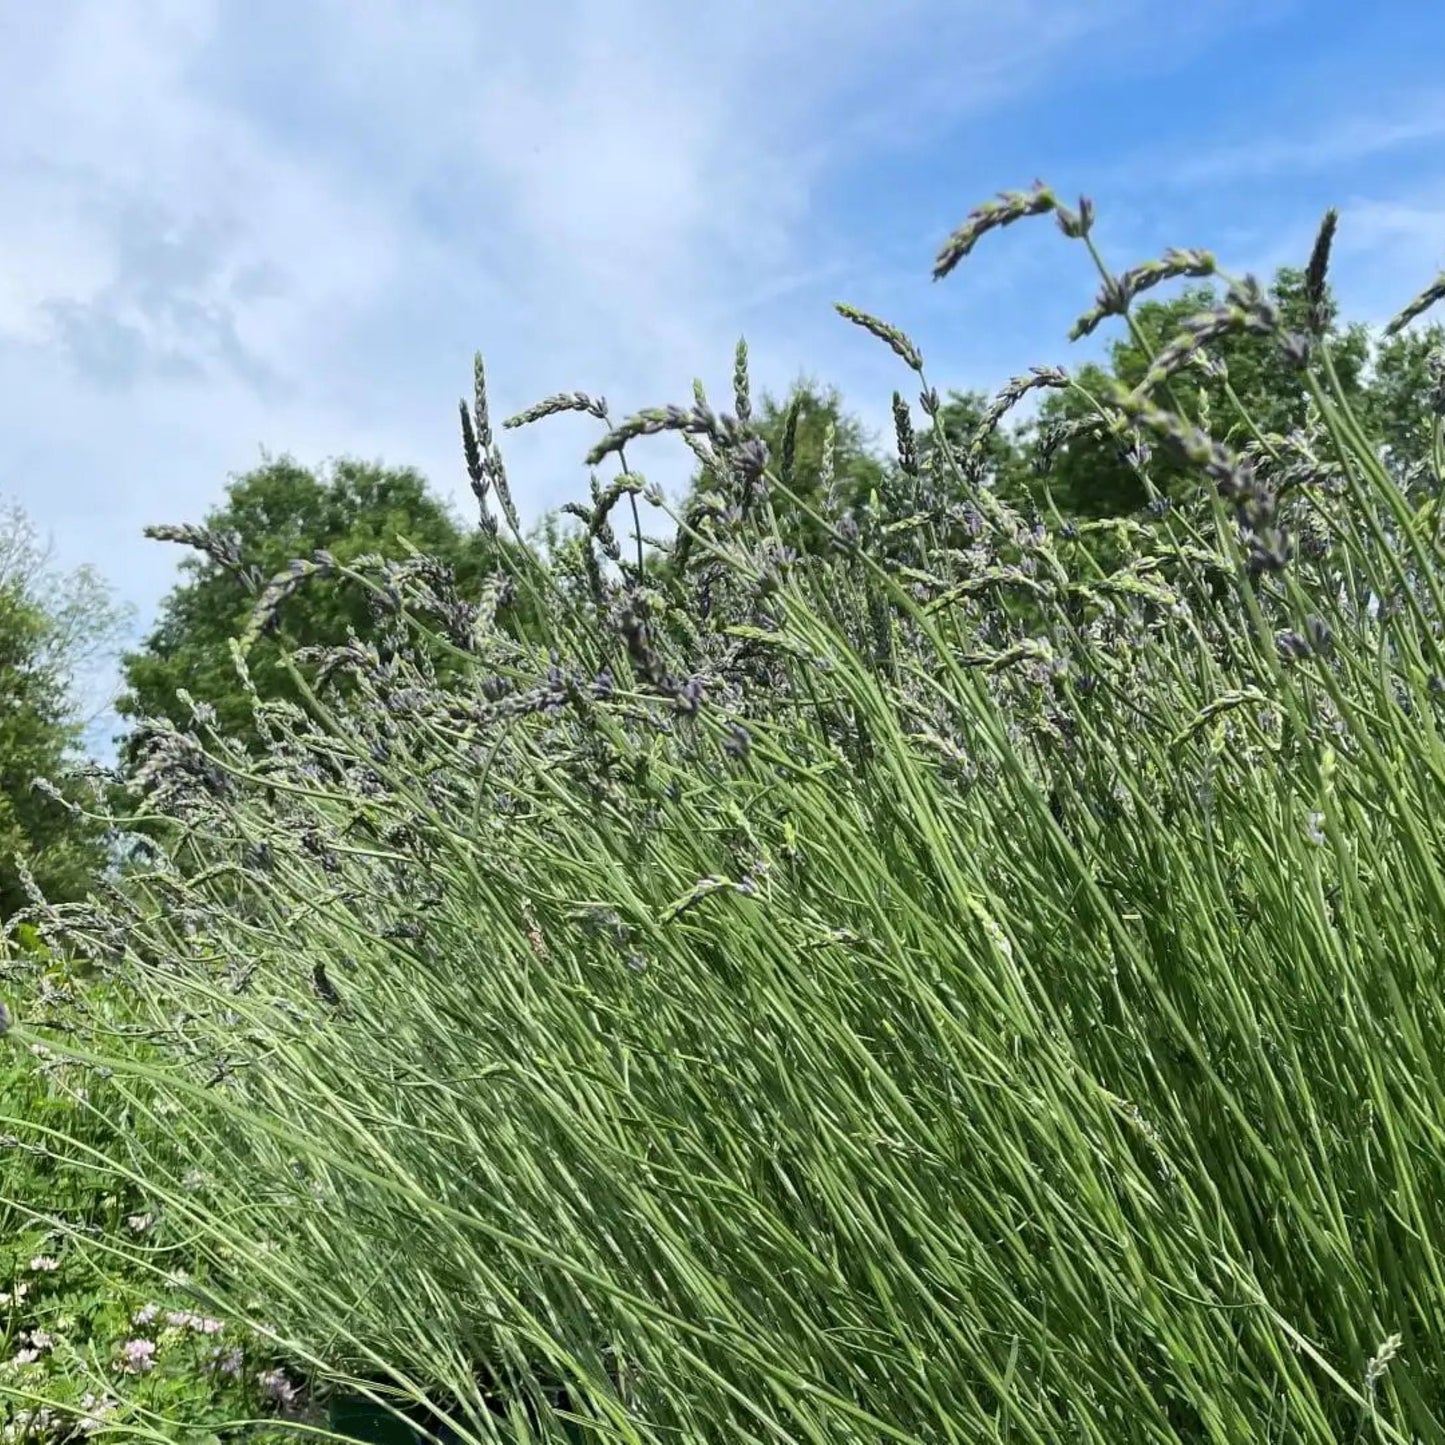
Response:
0,0,1178,618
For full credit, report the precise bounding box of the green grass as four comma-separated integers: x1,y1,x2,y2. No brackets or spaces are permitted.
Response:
5,182,1445,1441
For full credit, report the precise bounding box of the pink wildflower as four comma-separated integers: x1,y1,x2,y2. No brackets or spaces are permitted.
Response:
118,1338,157,1375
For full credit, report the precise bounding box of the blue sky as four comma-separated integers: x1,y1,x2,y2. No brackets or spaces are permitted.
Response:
2,0,1444,751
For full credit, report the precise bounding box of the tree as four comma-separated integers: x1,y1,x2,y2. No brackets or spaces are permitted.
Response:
0,500,131,921
918,389,1020,480
669,379,890,563
115,455,543,765
1008,266,1372,520
1357,321,1445,487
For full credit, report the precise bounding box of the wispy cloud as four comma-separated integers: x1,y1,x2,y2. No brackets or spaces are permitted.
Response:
1137,102,1445,191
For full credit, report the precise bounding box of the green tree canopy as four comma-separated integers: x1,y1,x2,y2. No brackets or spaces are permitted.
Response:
1006,266,1372,519
115,455,539,763
0,500,131,920
1357,321,1445,485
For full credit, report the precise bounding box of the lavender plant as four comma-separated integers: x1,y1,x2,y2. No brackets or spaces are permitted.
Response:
4,188,1445,1442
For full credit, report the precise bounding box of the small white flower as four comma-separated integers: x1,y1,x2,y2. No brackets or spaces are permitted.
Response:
1365,1331,1402,1390
257,1368,300,1409
126,1212,154,1234
27,1255,59,1273
82,1390,116,1406
78,1391,118,1430
209,1344,244,1379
